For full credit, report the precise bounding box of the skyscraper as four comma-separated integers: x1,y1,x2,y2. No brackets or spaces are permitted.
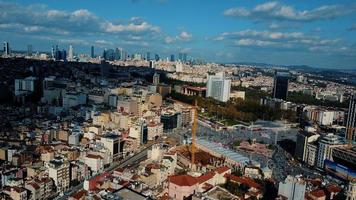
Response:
346,94,356,141
170,54,175,62
3,42,10,56
103,49,115,61
206,72,231,102
91,46,95,58
273,71,290,100
114,48,122,60
27,44,33,56
146,52,151,61
183,53,187,62
68,45,73,61
51,46,55,59
149,60,155,69
179,53,187,62
155,54,160,61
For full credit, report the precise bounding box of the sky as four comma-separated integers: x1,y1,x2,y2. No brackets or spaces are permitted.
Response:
0,0,356,69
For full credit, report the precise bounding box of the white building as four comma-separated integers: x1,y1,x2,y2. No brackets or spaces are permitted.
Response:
317,110,334,126
206,72,231,102
68,45,73,61
84,154,103,174
278,176,306,200
68,132,80,145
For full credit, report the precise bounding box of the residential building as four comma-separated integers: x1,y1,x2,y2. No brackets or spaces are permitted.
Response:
47,159,70,192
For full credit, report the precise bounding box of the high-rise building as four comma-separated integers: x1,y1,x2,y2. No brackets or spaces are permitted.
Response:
54,45,66,61
170,54,175,62
278,176,306,200
146,52,151,61
346,94,356,141
103,49,115,61
68,45,73,61
155,54,160,61
153,72,160,86
206,72,231,102
114,48,122,60
179,52,187,62
3,41,10,56
27,44,33,56
91,46,95,58
273,71,290,100
295,131,319,162
51,46,55,59
317,133,346,169
149,60,155,69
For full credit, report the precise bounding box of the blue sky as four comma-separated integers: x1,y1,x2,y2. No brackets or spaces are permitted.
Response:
1,0,356,69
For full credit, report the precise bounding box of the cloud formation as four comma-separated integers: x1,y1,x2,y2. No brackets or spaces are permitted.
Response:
164,31,193,44
223,1,356,22
0,1,160,38
215,29,346,53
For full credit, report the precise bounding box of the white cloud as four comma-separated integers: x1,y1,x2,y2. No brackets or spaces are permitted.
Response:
0,1,161,37
177,31,192,41
215,29,346,53
223,2,356,22
164,31,193,44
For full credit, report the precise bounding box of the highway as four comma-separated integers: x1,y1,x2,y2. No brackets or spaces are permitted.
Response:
55,144,153,200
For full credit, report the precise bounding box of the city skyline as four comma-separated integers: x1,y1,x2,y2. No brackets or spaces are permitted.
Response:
1,0,356,69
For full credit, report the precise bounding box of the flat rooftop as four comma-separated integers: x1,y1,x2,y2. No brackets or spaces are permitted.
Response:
197,138,254,165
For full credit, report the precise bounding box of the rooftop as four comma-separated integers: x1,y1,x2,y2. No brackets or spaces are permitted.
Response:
197,138,251,165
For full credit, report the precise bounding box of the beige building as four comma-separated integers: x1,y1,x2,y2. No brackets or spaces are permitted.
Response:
48,160,70,192
230,91,245,100
3,186,27,200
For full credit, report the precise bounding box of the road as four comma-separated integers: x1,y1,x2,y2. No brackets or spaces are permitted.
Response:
56,144,153,200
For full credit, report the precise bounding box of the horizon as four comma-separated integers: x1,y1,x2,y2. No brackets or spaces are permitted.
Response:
1,0,356,69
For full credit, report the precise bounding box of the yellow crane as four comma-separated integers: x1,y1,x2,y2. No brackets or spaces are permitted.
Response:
191,99,198,165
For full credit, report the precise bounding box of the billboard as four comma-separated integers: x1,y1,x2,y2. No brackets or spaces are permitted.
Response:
324,159,356,181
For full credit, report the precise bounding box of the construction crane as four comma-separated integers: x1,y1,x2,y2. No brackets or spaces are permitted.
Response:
191,99,198,165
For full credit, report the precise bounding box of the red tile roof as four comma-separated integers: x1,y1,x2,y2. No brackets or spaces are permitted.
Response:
309,189,326,198
215,166,230,174
326,184,342,193
224,174,261,189
29,183,40,190
169,175,198,187
70,189,87,200
197,171,215,184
